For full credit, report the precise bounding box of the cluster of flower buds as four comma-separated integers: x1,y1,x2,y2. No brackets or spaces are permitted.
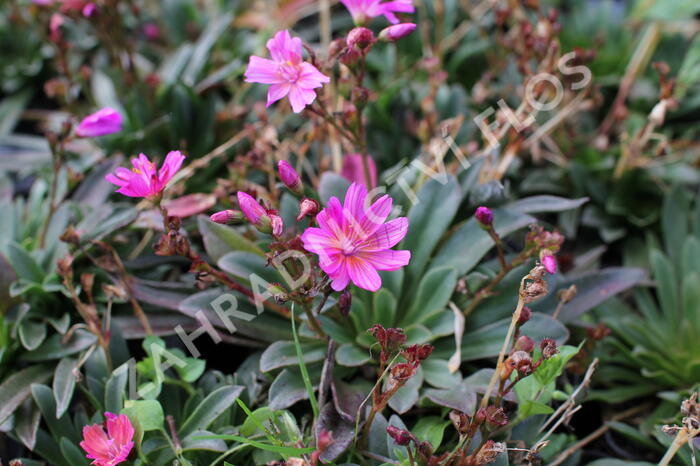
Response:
369,324,407,366
521,263,550,303
386,425,434,463
525,225,564,274
154,216,191,257
447,410,507,464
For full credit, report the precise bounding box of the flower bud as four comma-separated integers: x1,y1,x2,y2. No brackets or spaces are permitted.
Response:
339,289,352,316
339,47,362,68
317,429,333,452
540,338,558,359
485,406,509,428
210,209,244,225
237,191,272,234
296,198,320,221
449,410,471,434
386,425,413,446
475,407,488,425
514,335,535,353
379,23,417,42
475,206,493,227
75,107,123,138
347,27,375,50
278,160,303,195
270,213,284,237
475,440,506,464
517,306,532,325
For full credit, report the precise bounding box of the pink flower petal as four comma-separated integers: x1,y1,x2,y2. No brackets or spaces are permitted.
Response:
346,256,382,291
363,217,408,250
359,249,411,271
244,56,285,84
287,85,317,113
267,83,291,107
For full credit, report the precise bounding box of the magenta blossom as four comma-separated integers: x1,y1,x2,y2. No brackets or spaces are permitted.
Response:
278,160,303,194
237,192,284,237
342,153,377,188
380,23,416,41
301,183,410,292
475,206,493,226
340,0,414,25
80,412,134,466
76,107,123,138
105,151,185,198
244,30,330,113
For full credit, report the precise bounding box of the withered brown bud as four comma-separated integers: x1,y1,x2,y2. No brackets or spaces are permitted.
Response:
510,350,534,377
475,407,488,424
557,285,577,304
328,38,346,58
484,406,509,429
391,362,415,381
416,441,433,461
539,338,558,359
449,410,471,434
474,440,506,464
57,254,74,279
523,279,548,303
60,225,81,245
339,289,352,316
339,48,361,67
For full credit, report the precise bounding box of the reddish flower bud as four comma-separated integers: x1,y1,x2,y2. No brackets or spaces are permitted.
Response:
514,335,535,353
210,209,244,225
380,23,417,42
510,350,534,377
391,362,415,381
237,191,272,234
339,47,362,67
475,407,488,425
517,306,532,325
387,425,413,446
540,338,558,359
278,160,303,195
339,289,352,316
296,198,320,222
385,328,407,351
347,27,375,50
475,206,493,227
317,429,333,452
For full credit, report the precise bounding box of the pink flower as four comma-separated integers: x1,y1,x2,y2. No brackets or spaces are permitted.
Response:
244,30,330,113
105,151,185,198
341,154,377,188
49,13,64,42
76,108,123,138
340,0,414,25
301,183,410,292
80,412,134,466
380,23,417,41
542,254,557,274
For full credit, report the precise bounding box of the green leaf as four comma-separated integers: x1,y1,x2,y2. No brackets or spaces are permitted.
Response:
318,172,350,204
661,185,689,266
198,216,264,262
22,330,97,362
0,364,51,425
336,343,371,367
179,385,244,437
6,242,43,283
19,320,47,351
411,417,450,449
193,434,314,455
0,90,32,137
373,288,397,327
53,358,77,418
400,176,462,295
181,13,234,85
14,399,40,450
403,266,457,325
506,195,588,213
677,34,700,98
421,359,461,389
59,437,89,466
31,384,79,444
104,363,129,413
123,399,164,431
268,369,309,410
260,341,326,372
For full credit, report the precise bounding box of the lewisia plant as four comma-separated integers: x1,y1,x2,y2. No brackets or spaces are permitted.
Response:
340,0,414,25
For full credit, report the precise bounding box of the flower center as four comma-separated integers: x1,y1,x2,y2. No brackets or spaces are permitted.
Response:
278,62,301,82
339,236,357,256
